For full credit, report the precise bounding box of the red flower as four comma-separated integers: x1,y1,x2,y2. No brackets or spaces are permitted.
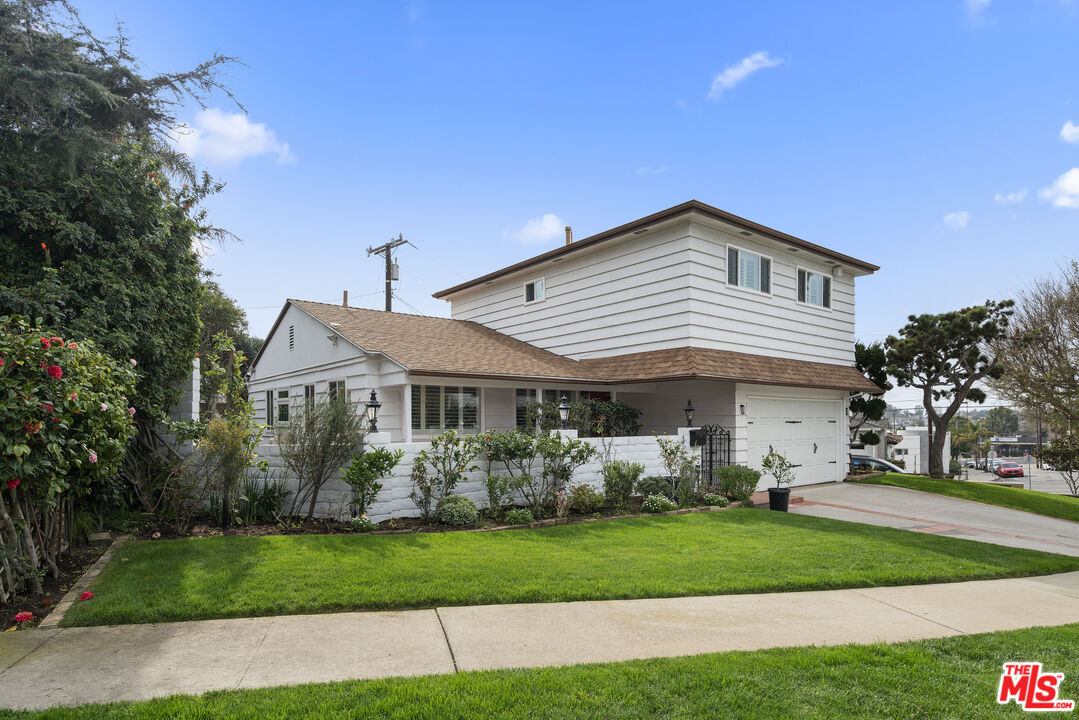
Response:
7,479,19,490
0,358,4,367
14,612,33,623
39,362,45,368
40,337,51,349
40,402,54,413
46,365,62,380
40,243,47,250
80,591,93,601
49,336,62,345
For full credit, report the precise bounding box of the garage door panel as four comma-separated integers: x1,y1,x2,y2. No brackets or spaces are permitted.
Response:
747,398,840,488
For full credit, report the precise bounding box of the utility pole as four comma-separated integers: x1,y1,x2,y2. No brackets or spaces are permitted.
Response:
366,234,413,312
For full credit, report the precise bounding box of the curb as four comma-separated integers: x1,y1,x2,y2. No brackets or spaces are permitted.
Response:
37,534,130,630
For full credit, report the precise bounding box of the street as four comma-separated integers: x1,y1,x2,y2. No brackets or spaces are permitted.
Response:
960,462,1077,496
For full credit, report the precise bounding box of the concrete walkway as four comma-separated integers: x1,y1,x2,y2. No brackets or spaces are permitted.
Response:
790,483,1079,556
3,571,1079,710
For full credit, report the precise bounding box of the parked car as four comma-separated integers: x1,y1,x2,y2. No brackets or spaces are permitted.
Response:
988,458,1004,472
963,459,976,468
850,455,907,474
995,462,1024,478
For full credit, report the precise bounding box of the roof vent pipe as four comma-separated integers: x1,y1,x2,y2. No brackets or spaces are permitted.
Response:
565,226,573,245
342,290,348,307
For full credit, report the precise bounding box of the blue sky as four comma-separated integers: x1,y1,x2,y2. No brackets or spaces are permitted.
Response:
79,0,1079,406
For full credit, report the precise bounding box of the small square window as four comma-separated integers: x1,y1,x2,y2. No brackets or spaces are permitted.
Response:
797,268,832,308
727,247,771,294
524,278,545,304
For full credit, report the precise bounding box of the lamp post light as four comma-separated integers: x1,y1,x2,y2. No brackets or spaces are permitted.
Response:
366,390,382,433
558,395,571,431
684,399,695,427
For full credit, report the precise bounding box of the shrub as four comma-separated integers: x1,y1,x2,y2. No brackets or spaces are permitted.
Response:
568,484,604,514
761,451,797,487
503,508,534,525
234,476,286,526
714,465,761,503
505,432,596,515
410,430,480,521
701,493,728,507
342,446,404,517
522,399,642,437
636,475,674,500
603,460,643,509
483,474,511,517
948,459,962,474
436,494,479,526
642,494,678,513
350,516,377,533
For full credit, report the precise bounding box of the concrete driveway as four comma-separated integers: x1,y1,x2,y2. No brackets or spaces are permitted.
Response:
790,482,1079,557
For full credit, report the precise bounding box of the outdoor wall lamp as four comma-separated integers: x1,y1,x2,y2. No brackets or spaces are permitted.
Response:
558,395,571,430
366,390,382,433
684,399,695,427
739,404,746,415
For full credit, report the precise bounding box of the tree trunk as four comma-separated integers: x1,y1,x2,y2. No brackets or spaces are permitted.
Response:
5,487,43,595
928,417,949,478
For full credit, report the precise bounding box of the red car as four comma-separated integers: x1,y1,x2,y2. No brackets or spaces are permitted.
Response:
995,462,1024,478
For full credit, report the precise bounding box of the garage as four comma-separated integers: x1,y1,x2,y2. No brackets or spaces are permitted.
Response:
746,397,841,487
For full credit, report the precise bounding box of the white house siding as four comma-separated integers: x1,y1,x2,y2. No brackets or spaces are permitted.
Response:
449,221,697,359
446,217,860,367
256,434,679,523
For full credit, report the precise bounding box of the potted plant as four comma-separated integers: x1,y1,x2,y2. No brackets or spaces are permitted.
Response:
761,451,797,511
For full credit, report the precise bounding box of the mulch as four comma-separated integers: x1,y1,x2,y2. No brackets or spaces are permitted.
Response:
2,543,107,631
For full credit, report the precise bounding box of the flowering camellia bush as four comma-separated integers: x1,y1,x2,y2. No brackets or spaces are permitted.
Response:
0,315,136,599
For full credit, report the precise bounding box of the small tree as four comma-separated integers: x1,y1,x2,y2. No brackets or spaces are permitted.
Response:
886,300,1015,478
849,342,891,446
1037,435,1079,496
656,436,697,502
761,451,797,488
409,431,479,520
277,399,367,519
984,407,1020,438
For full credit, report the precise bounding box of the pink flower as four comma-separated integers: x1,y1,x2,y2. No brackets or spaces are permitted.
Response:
100,403,108,411
151,531,161,539
40,402,54,413
67,341,78,350
80,591,93,601
46,365,62,380
7,479,19,490
128,407,136,416
129,358,137,366
14,612,33,623
0,358,4,367
88,452,98,464
70,393,78,400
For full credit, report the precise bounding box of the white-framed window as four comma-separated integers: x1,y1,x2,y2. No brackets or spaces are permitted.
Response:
515,388,537,429
265,390,274,427
276,388,290,423
304,384,315,411
411,385,480,432
726,245,772,295
542,389,576,404
327,380,346,404
797,267,832,309
524,278,545,304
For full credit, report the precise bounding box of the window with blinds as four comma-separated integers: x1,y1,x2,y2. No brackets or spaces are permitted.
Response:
411,385,480,432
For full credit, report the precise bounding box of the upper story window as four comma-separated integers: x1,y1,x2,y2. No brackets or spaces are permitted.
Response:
727,246,771,294
797,268,832,309
524,278,545,304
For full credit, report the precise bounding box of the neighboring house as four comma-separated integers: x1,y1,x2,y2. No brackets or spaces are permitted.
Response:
890,427,952,475
248,200,881,488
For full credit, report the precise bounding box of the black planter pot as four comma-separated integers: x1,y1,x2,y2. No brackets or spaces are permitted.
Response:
768,487,790,512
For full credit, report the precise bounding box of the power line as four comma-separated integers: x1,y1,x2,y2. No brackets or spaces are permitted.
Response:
391,291,427,316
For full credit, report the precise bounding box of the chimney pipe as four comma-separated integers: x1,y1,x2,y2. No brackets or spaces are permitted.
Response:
565,226,573,245
342,290,348,308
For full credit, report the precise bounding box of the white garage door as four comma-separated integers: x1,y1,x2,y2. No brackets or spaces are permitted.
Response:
746,398,840,488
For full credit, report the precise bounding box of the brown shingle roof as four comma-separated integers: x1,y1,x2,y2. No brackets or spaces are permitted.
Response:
282,300,881,393
579,347,882,394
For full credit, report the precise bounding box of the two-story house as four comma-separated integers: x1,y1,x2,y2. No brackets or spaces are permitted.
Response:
248,200,880,487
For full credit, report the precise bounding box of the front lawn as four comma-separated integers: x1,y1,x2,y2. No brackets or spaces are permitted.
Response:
10,623,1079,718
855,473,1079,523
59,509,1079,627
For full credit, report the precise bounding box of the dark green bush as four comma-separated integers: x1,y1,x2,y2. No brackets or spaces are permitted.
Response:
569,484,604,514
603,460,644,509
636,475,674,500
642,494,678,513
714,465,761,503
436,494,479,526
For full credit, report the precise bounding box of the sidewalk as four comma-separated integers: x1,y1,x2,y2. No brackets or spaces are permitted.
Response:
3,571,1079,710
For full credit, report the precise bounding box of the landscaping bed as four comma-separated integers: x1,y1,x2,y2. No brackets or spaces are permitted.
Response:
8,623,1078,718
1,542,106,631
59,509,1079,627
853,473,1079,523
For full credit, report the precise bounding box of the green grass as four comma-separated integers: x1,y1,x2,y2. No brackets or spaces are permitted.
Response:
9,623,1079,718
855,473,1079,523
59,509,1079,627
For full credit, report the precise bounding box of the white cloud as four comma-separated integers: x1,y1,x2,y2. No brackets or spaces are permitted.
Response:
1039,168,1079,208
993,188,1027,205
169,109,295,166
943,211,970,229
511,213,565,245
708,51,784,101
966,0,990,15
1061,121,1079,143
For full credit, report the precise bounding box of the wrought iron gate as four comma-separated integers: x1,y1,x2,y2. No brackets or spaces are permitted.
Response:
698,424,732,487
